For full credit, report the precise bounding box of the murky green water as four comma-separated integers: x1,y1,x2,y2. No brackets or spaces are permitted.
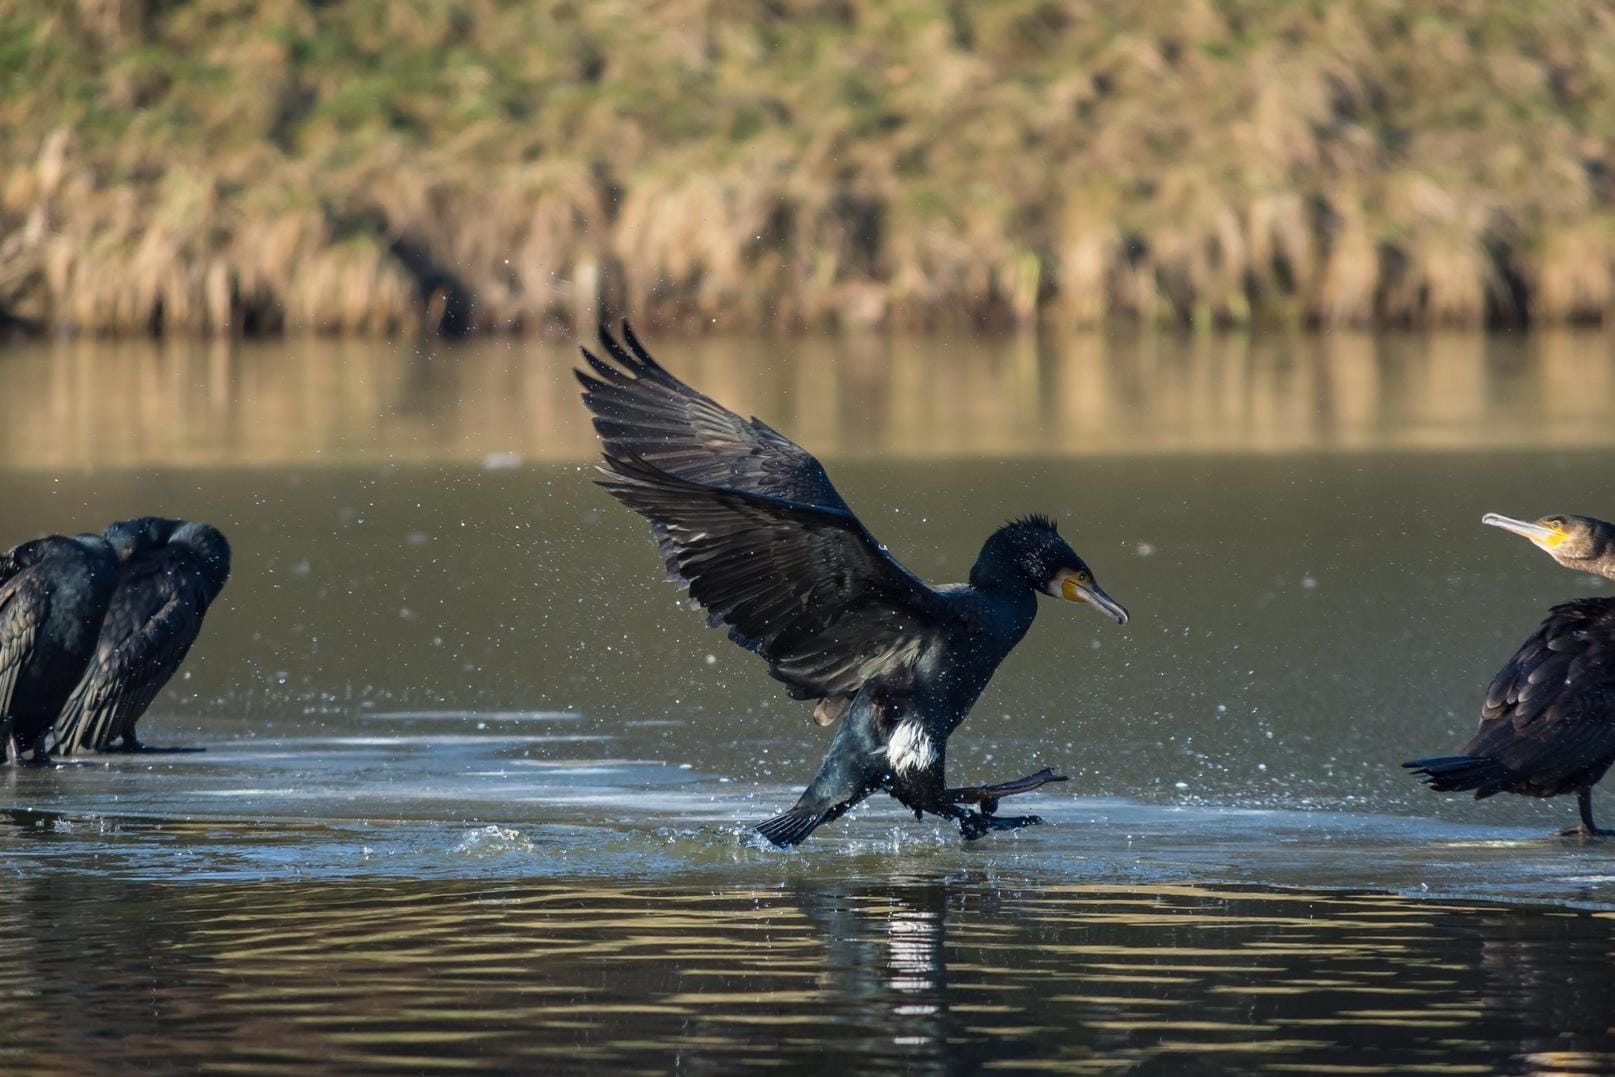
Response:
5,330,1615,1072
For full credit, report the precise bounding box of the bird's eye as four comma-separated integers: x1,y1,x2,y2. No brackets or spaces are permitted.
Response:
1546,518,1565,531
1077,570,1091,584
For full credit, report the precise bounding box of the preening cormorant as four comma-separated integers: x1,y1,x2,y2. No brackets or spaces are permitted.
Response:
1407,512,1615,836
0,532,119,763
577,323,1129,847
52,517,231,755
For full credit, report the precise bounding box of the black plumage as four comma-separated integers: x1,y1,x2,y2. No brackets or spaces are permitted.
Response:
1407,512,1615,835
0,532,120,763
52,517,231,755
578,322,1128,846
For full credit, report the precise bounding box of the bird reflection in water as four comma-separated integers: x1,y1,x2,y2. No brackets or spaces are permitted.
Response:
1478,917,1615,1076
793,881,951,1058
785,878,1048,1071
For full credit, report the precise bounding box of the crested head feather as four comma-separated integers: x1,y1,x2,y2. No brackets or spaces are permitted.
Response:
1009,513,1058,534
972,513,1080,591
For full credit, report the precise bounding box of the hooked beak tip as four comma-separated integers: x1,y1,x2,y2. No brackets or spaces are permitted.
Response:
1061,575,1128,625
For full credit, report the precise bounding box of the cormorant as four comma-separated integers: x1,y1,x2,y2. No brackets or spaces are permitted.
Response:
576,323,1129,847
52,517,231,755
1407,512,1615,836
0,532,120,763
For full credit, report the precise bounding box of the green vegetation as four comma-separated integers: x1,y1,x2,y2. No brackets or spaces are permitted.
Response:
4,0,1615,335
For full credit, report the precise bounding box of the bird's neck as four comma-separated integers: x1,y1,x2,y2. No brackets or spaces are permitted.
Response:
961,571,1040,640
969,568,1022,594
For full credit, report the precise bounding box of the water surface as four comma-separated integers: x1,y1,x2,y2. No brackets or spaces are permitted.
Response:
5,330,1615,1072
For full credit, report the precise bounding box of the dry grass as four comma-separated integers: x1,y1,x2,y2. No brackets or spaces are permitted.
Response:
5,0,1615,335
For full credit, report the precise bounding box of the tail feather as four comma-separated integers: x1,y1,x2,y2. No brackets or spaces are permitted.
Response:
1404,754,1511,796
755,805,827,848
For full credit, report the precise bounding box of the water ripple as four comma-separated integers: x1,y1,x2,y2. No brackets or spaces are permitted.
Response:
3,877,1612,1074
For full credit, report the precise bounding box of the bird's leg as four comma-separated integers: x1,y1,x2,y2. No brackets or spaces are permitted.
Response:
945,767,1069,816
888,750,1053,839
1555,787,1615,837
19,742,52,768
914,778,1046,839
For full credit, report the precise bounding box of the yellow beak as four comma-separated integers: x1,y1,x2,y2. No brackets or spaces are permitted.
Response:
1054,571,1129,625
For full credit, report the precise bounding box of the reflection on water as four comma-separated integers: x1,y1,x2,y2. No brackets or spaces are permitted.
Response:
4,873,1615,1075
4,331,1615,468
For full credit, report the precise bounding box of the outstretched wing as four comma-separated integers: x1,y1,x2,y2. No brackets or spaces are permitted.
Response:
576,321,850,511
595,453,949,714
53,558,212,753
1463,598,1615,793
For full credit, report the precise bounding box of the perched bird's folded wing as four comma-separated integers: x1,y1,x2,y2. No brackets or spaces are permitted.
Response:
0,570,47,717
0,545,28,589
1467,598,1615,786
595,453,948,708
54,567,209,753
576,321,851,512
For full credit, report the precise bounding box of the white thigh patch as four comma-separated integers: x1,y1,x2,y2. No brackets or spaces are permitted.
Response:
886,718,938,775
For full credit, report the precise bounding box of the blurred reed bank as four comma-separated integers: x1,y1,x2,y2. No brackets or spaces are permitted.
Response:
4,1,1615,336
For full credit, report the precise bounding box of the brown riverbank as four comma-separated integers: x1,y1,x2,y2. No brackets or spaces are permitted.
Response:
3,1,1615,336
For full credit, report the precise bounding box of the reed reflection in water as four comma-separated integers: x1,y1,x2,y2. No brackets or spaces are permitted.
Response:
4,331,1615,470
4,873,1615,1075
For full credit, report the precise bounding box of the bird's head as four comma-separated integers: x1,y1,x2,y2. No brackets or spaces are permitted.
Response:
101,517,231,593
172,521,232,596
973,515,1129,625
1483,511,1615,578
69,531,116,563
102,516,174,563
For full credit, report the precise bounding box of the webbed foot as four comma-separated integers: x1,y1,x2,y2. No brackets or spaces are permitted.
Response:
1554,824,1615,838
956,811,1045,841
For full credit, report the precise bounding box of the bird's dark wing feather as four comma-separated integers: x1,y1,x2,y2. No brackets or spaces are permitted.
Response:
576,322,850,511
0,567,47,717
0,545,28,589
53,561,210,753
1464,598,1615,793
595,453,948,706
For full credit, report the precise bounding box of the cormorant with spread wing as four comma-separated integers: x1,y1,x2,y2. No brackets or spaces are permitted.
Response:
1407,512,1615,836
53,517,231,754
0,531,119,763
577,323,1128,846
